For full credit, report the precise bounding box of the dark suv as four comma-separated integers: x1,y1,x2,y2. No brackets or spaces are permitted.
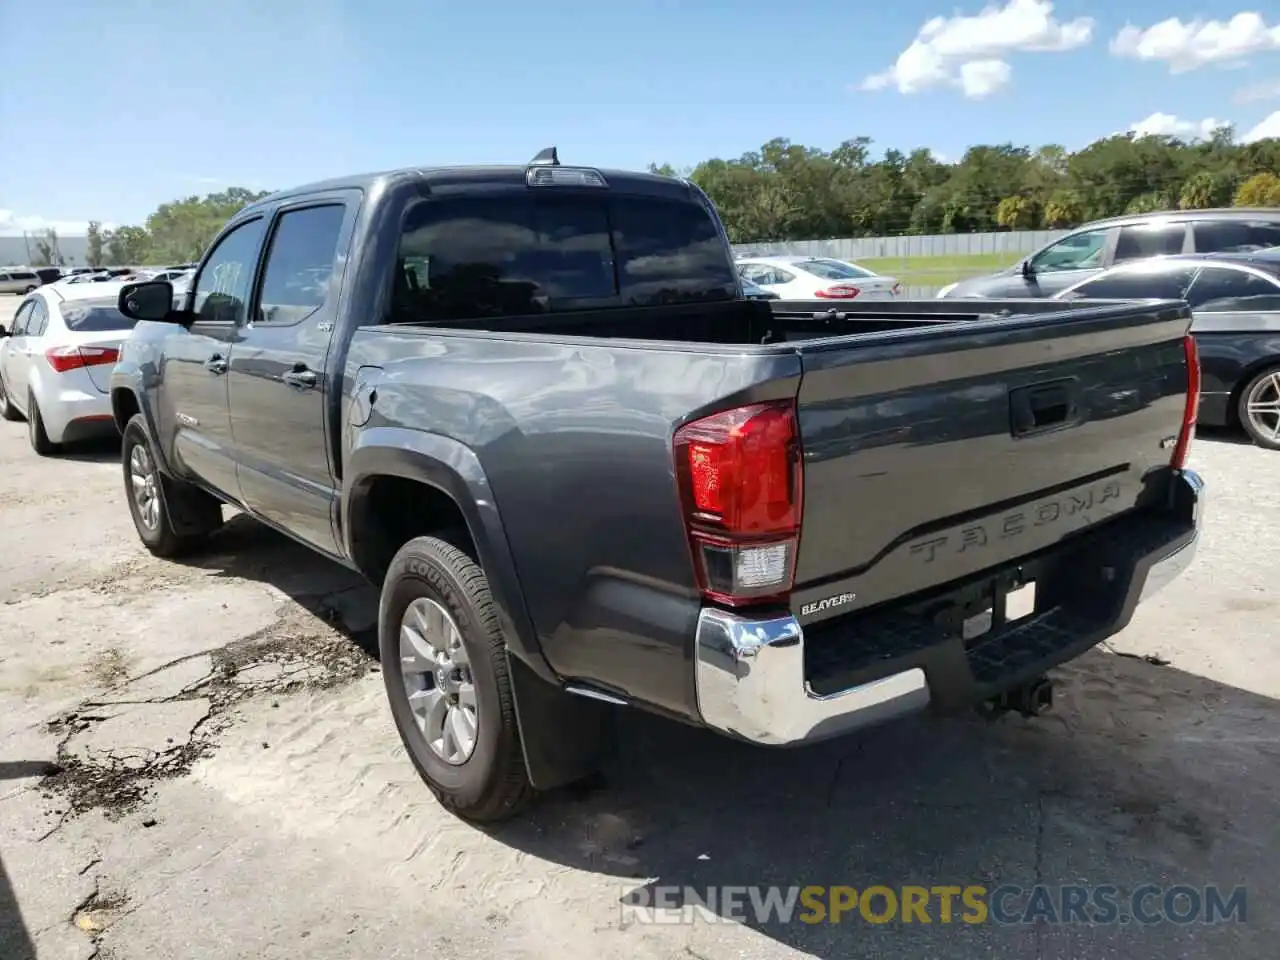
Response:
938,208,1280,299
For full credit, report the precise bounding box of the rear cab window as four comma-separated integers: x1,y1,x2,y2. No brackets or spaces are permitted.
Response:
391,193,737,325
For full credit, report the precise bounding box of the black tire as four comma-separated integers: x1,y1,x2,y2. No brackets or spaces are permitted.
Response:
0,374,21,421
379,536,534,822
23,285,36,294
1237,366,1280,451
27,392,59,455
121,413,222,557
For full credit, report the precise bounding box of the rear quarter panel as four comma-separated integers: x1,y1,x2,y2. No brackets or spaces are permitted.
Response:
343,327,801,719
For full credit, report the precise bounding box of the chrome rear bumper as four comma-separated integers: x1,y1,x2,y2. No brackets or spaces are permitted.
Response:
694,469,1204,746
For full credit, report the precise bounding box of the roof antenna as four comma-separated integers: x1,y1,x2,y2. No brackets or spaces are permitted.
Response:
529,146,560,166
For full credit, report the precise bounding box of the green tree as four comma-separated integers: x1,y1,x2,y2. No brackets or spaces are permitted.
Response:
104,225,151,265
1043,191,1084,227
86,221,105,267
995,196,1037,230
1234,172,1280,207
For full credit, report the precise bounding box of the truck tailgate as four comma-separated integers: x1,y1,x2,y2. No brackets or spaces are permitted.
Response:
789,300,1193,621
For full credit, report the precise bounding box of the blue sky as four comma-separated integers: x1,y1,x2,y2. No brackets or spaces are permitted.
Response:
1,0,1278,235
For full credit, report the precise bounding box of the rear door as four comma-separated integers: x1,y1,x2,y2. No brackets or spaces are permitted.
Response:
788,303,1193,620
9,298,50,400
227,196,353,557
160,216,268,500
1,300,35,401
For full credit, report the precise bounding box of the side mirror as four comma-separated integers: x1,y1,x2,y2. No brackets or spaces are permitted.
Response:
1021,259,1035,278
0,324,8,338
119,281,178,322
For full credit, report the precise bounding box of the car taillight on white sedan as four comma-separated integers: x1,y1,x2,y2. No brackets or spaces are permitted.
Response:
813,284,860,299
45,345,119,373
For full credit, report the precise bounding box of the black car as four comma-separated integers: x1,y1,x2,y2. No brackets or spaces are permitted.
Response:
1054,249,1280,449
940,209,1280,300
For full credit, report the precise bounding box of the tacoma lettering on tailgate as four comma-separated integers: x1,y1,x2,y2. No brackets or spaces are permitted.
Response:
908,480,1124,565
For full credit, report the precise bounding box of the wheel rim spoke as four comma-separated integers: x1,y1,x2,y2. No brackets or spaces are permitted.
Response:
398,596,478,765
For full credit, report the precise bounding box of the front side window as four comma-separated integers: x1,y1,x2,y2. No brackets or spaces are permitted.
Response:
1185,266,1280,311
1064,266,1198,301
191,218,267,325
1114,223,1187,264
256,204,346,325
1032,229,1110,271
391,194,735,325
8,301,34,335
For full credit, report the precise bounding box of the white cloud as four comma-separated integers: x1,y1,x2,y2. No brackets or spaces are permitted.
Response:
1242,110,1280,142
0,210,114,238
958,60,1013,98
861,0,1094,99
1127,112,1231,139
1234,78,1280,104
1111,13,1280,73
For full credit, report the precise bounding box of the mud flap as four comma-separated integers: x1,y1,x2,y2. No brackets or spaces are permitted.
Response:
507,653,617,791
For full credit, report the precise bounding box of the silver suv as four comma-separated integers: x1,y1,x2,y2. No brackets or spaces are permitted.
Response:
0,269,41,295
938,209,1280,299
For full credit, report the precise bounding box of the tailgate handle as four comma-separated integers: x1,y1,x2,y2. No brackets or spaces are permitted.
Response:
1010,381,1078,437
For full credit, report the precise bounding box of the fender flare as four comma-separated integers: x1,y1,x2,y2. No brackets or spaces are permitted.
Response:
342,427,556,684
109,367,177,476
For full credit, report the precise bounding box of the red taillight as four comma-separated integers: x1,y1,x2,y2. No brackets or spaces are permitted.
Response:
673,400,803,607
813,285,860,299
45,345,119,373
1171,335,1199,469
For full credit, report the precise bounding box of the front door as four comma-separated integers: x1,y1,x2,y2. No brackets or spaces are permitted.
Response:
227,198,353,557
159,217,268,500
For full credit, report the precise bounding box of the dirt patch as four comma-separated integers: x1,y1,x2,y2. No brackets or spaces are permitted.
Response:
87,648,130,687
40,627,377,823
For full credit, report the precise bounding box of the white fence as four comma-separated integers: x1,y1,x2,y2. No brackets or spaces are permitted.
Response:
731,229,1066,261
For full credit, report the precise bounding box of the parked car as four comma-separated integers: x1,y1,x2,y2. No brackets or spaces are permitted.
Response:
736,255,903,300
938,208,1280,300
741,276,779,300
0,282,135,452
34,267,63,285
107,151,1202,822
0,269,41,295
1053,248,1280,449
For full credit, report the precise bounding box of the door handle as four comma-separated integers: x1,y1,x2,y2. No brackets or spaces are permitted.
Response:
204,355,228,375
282,366,317,389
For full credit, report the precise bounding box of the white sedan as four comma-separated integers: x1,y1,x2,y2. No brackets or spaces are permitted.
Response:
0,282,136,454
735,255,903,301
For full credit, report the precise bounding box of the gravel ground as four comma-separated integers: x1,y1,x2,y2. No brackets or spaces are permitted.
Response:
1,296,1277,959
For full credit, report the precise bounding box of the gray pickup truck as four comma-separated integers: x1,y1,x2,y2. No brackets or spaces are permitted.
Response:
110,150,1204,822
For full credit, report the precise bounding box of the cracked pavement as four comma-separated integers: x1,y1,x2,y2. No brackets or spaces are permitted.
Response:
2,305,1279,960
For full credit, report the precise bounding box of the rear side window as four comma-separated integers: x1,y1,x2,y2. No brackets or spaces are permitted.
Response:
27,299,49,336
61,300,140,332
1185,267,1280,311
1193,220,1280,254
9,271,37,281
1113,224,1187,264
256,204,346,325
1065,266,1198,300
392,194,735,324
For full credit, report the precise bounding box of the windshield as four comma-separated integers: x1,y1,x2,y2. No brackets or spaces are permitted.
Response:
61,299,139,332
798,259,876,280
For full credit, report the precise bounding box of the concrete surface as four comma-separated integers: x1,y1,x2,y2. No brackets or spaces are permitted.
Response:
1,293,1278,959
